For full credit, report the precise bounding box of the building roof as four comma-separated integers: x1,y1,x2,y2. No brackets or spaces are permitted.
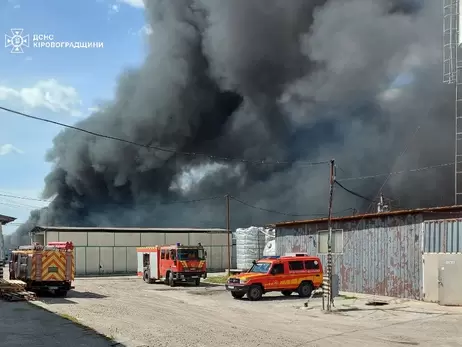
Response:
273,205,462,227
31,226,229,234
0,214,16,225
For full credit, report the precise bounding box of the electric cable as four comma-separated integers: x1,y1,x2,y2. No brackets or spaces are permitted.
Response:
0,105,329,167
334,180,375,202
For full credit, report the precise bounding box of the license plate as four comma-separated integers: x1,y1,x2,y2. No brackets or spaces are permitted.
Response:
228,286,234,290
48,287,58,290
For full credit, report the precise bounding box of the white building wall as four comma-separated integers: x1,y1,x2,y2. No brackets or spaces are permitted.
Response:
43,230,233,276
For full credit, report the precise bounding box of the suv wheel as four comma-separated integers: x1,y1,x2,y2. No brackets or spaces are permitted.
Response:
298,282,313,298
281,290,292,296
247,285,263,301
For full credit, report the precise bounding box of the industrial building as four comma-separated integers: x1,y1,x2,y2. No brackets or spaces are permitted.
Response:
31,226,232,275
274,205,462,304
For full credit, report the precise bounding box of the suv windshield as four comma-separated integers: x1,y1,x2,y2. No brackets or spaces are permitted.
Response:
177,248,205,260
248,262,271,273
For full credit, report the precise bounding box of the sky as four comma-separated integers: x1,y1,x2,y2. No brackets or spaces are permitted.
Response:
0,0,149,235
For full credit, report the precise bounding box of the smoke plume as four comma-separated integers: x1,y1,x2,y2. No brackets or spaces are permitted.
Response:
11,0,452,245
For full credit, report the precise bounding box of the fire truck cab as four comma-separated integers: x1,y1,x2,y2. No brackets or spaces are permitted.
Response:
137,243,207,287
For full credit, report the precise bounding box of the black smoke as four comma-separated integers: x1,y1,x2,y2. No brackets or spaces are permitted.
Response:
11,0,452,245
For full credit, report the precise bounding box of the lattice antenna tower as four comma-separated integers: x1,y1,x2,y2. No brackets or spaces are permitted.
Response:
443,0,462,204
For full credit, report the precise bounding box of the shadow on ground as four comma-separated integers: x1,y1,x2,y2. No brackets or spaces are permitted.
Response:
37,290,108,304
0,300,125,346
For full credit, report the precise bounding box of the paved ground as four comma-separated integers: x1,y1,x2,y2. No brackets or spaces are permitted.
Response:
28,274,462,347
1,266,118,347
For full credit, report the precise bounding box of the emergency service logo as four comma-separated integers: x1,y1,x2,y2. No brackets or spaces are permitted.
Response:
5,28,29,53
4,28,104,54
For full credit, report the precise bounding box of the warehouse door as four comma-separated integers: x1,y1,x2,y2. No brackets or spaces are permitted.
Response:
438,254,462,306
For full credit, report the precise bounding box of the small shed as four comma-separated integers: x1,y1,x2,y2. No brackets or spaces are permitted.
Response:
31,226,231,275
274,205,462,300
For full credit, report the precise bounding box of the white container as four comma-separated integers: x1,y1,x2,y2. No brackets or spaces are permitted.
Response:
235,227,266,270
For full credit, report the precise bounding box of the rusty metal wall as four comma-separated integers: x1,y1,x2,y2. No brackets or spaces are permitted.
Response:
275,214,423,299
423,219,462,253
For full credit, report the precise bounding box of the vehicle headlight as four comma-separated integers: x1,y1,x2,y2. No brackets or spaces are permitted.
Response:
240,278,248,284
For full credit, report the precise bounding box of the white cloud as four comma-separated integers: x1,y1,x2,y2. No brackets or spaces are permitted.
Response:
0,79,82,116
119,0,144,8
7,0,20,9
128,24,152,37
0,144,24,156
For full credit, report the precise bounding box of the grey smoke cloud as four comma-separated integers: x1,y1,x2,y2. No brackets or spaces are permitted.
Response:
9,0,452,246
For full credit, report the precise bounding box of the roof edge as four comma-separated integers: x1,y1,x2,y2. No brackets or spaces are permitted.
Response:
0,214,16,225
31,226,229,233
273,205,462,227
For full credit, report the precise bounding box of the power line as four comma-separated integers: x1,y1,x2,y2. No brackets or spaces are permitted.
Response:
336,125,421,261
230,195,323,217
334,180,374,202
0,105,329,167
0,193,223,208
230,195,353,218
0,192,50,202
336,161,458,182
0,201,44,210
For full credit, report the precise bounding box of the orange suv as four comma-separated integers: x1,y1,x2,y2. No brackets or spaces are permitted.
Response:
225,254,323,301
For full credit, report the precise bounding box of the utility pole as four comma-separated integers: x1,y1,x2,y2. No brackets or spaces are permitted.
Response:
326,159,335,311
226,194,231,276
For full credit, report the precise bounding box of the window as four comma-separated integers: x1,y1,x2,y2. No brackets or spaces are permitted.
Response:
177,249,205,260
271,263,284,275
305,260,319,270
317,229,343,253
165,251,170,260
143,253,149,266
249,262,271,273
161,250,165,259
288,261,304,271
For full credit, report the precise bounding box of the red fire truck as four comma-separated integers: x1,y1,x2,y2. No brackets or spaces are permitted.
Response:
136,243,207,286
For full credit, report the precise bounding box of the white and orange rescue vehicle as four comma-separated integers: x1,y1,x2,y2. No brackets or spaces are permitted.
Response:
9,241,75,296
137,243,207,286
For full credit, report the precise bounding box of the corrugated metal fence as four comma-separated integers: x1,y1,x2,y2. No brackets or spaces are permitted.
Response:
276,215,423,299
423,220,462,253
275,217,462,299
